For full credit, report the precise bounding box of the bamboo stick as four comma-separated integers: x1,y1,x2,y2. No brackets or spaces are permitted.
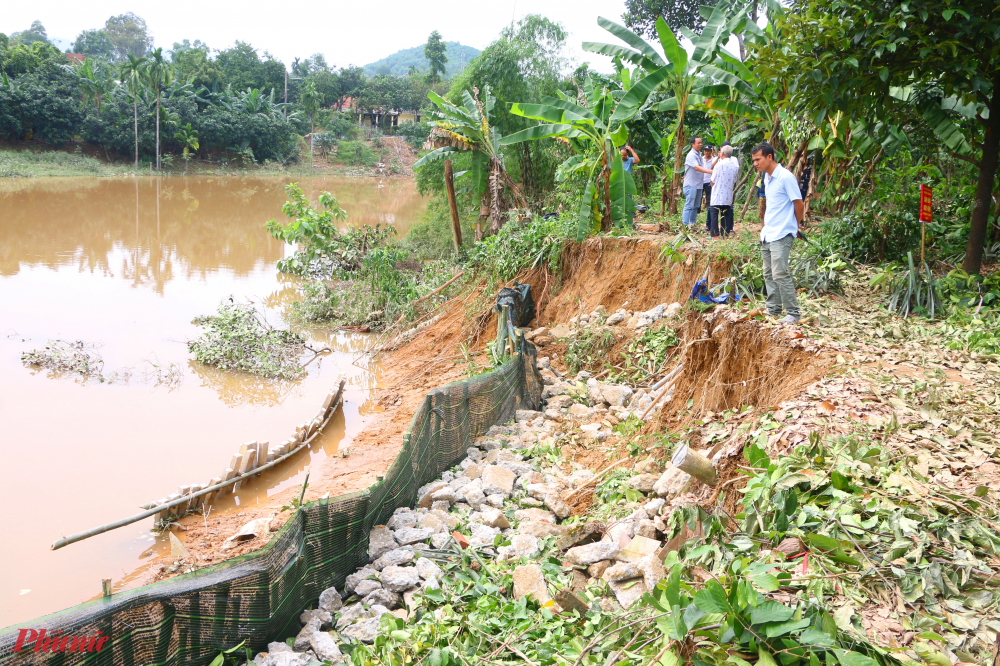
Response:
640,364,685,420
51,377,347,551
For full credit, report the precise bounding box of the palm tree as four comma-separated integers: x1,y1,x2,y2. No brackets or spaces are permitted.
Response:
144,48,173,170
119,55,148,169
173,123,199,173
299,81,323,169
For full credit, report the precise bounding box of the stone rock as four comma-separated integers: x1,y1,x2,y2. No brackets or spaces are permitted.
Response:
393,527,434,547
605,311,627,326
319,586,343,613
481,466,516,497
353,579,382,598
363,588,400,609
497,460,533,477
635,519,658,539
415,557,443,580
579,423,608,442
602,561,642,582
430,533,452,549
449,476,471,492
345,568,378,594
293,625,317,651
555,588,591,615
335,604,369,629
428,509,459,530
601,384,634,407
516,409,543,421
520,471,544,486
514,507,556,523
380,565,421,592
386,512,417,533
604,521,634,548
664,302,682,318
341,617,380,644
638,554,666,590
479,506,511,529
518,521,571,539
644,498,666,516
567,403,590,417
525,482,550,500
606,578,647,607
462,481,487,509
512,564,550,604
422,576,440,590
653,465,693,498
543,408,563,421
310,631,342,662
369,604,390,619
628,474,658,493
550,324,573,338
419,513,447,534
617,535,663,562
468,523,499,546
485,493,505,508
497,533,540,561
565,542,620,566
587,560,612,578
466,447,483,462
417,481,449,509
537,355,551,369
260,652,310,666
369,526,399,561
267,642,294,654
300,608,332,629
544,492,573,519
429,487,457,505
373,547,415,571
586,380,606,405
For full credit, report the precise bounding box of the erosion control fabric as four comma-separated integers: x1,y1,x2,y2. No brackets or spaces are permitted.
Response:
1,343,543,666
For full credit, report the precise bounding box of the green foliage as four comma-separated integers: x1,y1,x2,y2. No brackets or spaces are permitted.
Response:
363,41,479,78
0,147,129,177
937,269,1000,309
104,13,153,61
0,65,85,144
170,40,223,89
188,301,307,379
215,42,285,95
424,31,448,84
623,0,718,37
611,325,679,383
73,29,115,59
467,214,573,285
872,252,943,318
336,140,378,166
564,328,615,375
389,120,430,148
10,20,50,46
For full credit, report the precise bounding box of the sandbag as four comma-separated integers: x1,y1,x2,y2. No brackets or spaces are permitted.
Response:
495,282,535,328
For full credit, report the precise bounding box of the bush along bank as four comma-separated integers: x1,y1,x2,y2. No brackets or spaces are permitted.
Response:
251,307,999,666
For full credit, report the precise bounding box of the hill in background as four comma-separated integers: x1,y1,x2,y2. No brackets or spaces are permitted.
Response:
363,41,480,78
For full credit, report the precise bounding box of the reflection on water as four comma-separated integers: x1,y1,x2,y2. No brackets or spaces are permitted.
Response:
0,175,424,628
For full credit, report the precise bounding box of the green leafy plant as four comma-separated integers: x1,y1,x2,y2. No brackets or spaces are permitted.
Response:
612,325,678,383
872,252,943,318
564,328,615,375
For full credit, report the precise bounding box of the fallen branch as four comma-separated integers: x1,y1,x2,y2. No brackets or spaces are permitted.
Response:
640,363,685,420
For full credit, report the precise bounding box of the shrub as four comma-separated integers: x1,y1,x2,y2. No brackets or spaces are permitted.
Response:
336,140,378,166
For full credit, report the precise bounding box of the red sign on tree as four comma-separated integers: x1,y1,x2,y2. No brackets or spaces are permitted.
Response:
919,184,932,223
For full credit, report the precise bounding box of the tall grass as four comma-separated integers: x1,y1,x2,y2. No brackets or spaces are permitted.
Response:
0,148,132,178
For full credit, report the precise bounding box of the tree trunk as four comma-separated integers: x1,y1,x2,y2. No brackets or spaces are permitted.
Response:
155,91,160,170
520,144,534,201
962,78,999,275
668,111,686,214
444,159,462,253
133,95,139,169
601,165,612,232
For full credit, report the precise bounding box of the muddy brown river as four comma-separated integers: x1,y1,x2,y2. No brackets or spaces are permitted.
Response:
0,175,425,628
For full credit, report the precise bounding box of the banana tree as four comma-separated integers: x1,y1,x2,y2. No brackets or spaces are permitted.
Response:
174,123,199,173
501,75,652,238
584,9,745,214
62,57,115,118
413,86,525,236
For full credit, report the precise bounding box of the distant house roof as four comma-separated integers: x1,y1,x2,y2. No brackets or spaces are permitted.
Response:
340,96,354,110
66,53,85,64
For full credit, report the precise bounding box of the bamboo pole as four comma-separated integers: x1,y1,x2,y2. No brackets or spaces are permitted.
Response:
444,159,463,253
51,378,346,551
640,364,685,420
671,445,718,486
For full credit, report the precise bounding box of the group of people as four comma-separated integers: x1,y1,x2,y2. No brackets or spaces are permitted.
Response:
619,137,803,324
681,137,741,239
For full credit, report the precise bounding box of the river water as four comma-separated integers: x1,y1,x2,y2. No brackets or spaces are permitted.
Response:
0,175,425,628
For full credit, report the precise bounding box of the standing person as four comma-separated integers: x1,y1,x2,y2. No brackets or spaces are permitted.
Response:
701,146,716,230
751,142,803,324
620,145,640,220
682,137,713,227
709,144,739,238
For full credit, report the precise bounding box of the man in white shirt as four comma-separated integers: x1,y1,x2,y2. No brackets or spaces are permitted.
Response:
751,142,802,324
709,144,739,238
682,137,714,227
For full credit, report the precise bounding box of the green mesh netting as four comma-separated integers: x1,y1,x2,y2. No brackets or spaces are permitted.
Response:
1,343,543,666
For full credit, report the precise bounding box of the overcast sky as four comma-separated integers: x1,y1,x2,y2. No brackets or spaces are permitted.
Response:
1,0,630,70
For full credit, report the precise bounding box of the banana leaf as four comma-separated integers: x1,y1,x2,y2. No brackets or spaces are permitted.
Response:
609,152,637,228
413,146,458,170
500,122,577,145
610,65,673,123
577,180,599,241
654,17,688,75
596,17,667,68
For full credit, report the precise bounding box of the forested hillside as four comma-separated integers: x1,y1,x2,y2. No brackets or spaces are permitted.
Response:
362,41,479,77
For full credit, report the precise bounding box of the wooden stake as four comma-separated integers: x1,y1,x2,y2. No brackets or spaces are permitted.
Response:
102,579,112,598
671,445,718,487
921,222,926,265
444,159,463,253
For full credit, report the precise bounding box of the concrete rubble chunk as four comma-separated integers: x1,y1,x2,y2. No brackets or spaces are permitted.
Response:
380,565,421,592
481,465,516,497
267,642,293,654
555,588,591,615
293,625,316,651
386,512,417,531
617,535,662,562
567,403,590,417
368,526,398,561
353,579,382,598
544,492,573,519
369,604,390,618
653,465,693,498
415,557,443,580
602,561,642,582
319,586,343,613
605,311,627,326
419,513,447,534
341,617,380,644
518,521,571,539
373,547,415,571
512,564,551,604
466,447,483,462
516,409,543,421
635,519,658,539
498,533,539,561
565,542,620,566
587,560,612,579
300,608,332,628
309,631,343,662
606,577,648,607
345,568,378,594
336,604,370,629
261,652,310,666
429,487,457,504
393,527,434,546
479,506,511,529
514,508,556,523
363,587,400,609
639,554,666,590
601,384,634,407
628,474,658,493
430,532,452,549
644,498,666,516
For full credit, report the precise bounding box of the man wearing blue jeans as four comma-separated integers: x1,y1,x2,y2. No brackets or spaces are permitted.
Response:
752,142,802,324
682,136,713,226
